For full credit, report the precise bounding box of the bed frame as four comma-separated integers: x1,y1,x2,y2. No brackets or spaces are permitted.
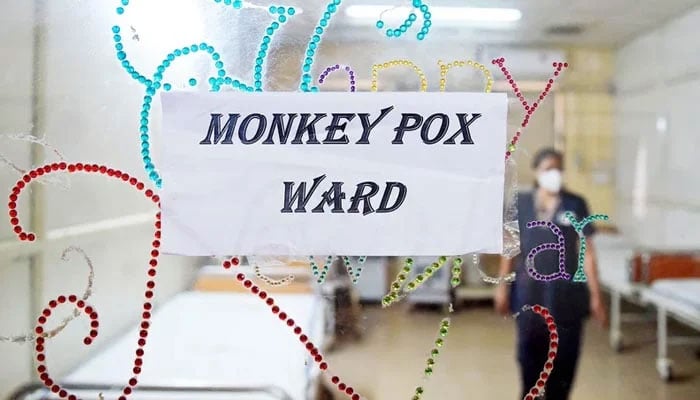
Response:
594,235,651,352
10,383,295,400
596,235,700,380
642,284,700,381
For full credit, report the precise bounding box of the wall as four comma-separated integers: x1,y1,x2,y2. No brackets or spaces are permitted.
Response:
559,48,616,224
0,1,201,398
0,2,42,396
614,6,700,248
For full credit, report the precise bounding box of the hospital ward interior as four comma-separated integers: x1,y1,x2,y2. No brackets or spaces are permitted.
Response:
2,0,700,399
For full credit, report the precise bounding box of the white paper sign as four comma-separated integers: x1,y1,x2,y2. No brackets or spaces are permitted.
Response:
160,92,507,256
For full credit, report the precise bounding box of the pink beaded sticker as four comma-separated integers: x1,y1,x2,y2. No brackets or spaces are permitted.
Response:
492,58,567,160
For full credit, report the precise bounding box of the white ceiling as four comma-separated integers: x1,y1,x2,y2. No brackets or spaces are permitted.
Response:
317,0,700,46
2,0,698,48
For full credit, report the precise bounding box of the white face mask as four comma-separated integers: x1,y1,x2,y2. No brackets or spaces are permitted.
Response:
537,169,562,193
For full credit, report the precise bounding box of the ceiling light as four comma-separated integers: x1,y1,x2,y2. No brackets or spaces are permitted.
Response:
345,6,521,23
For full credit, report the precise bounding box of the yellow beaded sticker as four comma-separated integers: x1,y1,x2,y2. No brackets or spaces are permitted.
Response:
438,60,493,93
371,60,428,92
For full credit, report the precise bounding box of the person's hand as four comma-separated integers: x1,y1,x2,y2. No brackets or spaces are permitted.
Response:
590,294,607,327
494,283,510,316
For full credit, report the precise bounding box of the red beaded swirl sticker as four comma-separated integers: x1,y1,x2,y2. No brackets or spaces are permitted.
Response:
34,295,100,399
1,247,95,344
222,257,362,399
519,304,558,400
8,162,161,400
492,58,567,161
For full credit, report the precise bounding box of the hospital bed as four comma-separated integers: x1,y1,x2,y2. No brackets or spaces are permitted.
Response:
194,260,315,294
642,278,700,381
194,259,363,343
11,383,293,400
595,234,700,380
593,234,647,352
11,291,329,400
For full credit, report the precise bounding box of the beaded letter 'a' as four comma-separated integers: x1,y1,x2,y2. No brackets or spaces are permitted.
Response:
525,220,570,282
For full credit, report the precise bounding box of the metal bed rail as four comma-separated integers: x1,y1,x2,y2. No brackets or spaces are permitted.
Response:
645,290,700,381
603,247,700,352
604,244,700,381
9,383,295,400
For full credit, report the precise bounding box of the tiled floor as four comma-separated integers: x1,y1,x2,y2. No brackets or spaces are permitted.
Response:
325,303,700,400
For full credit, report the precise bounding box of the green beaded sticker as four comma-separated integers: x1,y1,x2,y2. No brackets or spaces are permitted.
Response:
565,211,609,282
382,256,449,307
309,255,334,284
450,257,463,287
342,256,366,284
412,317,451,399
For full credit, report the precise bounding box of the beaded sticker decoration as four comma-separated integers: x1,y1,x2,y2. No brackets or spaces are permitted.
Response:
492,58,567,160
299,0,342,92
525,220,571,282
318,64,357,92
342,256,367,284
310,255,367,284
309,255,335,283
383,257,414,305
438,60,493,92
514,305,559,400
231,251,466,400
371,60,428,92
112,1,297,187
382,256,448,307
412,317,451,399
0,247,94,344
375,0,432,41
565,211,609,282
450,257,463,287
34,295,100,399
254,265,295,287
222,257,362,399
8,162,162,400
471,253,516,285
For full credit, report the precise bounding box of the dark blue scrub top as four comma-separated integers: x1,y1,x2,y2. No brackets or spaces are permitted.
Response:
510,190,595,323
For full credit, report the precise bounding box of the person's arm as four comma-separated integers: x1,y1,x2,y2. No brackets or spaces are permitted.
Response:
584,240,607,326
494,256,515,315
499,256,515,279
584,241,602,300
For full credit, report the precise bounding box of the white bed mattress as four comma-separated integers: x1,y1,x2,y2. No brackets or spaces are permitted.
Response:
650,279,700,309
593,234,639,295
61,291,327,400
